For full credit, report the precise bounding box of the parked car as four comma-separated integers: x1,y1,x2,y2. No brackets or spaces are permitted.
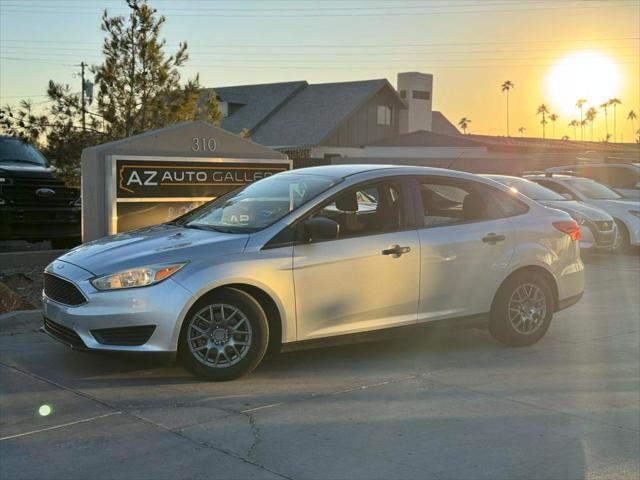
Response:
484,175,616,251
525,173,640,252
546,163,640,199
0,136,80,248
42,165,585,381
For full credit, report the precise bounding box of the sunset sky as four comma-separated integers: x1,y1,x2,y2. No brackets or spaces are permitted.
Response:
1,0,639,142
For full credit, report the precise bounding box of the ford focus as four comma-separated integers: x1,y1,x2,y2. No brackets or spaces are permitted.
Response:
42,165,585,381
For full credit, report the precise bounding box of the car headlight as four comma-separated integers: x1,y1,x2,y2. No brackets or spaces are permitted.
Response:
91,262,187,291
629,210,640,219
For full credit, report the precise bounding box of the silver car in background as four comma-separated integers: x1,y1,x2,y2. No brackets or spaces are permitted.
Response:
484,175,617,251
42,165,585,381
526,174,640,252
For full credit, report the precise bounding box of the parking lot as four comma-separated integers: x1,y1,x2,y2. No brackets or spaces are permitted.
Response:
0,251,638,480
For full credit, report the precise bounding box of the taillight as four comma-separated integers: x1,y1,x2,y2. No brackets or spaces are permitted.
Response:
553,220,581,241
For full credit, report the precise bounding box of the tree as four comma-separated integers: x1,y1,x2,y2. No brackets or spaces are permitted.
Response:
518,126,526,137
549,113,558,138
586,107,597,141
600,101,610,140
561,135,570,141
608,98,621,142
568,119,579,140
501,80,514,137
628,110,637,142
576,98,587,141
536,104,549,139
92,0,221,139
458,117,471,134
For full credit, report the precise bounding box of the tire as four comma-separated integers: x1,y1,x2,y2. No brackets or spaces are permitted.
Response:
612,220,630,253
179,288,269,381
489,272,554,347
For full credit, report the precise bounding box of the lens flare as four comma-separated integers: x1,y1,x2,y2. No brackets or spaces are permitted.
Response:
38,404,52,416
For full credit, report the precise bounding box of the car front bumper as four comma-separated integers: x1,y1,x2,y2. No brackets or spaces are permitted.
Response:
42,260,193,353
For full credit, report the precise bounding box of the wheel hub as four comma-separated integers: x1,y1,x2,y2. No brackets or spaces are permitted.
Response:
211,327,229,344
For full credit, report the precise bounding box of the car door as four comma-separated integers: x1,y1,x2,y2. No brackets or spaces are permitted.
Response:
293,178,420,340
410,176,519,322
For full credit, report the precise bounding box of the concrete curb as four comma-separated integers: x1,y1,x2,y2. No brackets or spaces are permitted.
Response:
0,309,43,336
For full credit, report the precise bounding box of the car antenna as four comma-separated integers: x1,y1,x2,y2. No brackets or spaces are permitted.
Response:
445,152,464,170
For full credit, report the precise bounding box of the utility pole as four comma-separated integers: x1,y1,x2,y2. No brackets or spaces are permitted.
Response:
80,61,87,132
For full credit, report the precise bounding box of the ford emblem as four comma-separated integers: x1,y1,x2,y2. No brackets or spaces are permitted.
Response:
35,188,56,198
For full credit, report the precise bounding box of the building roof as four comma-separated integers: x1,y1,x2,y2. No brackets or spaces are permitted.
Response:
365,129,485,148
431,111,461,136
207,79,406,148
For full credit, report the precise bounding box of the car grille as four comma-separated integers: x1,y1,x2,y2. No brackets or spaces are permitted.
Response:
595,220,614,231
42,317,86,349
0,177,79,208
91,326,156,346
44,273,86,306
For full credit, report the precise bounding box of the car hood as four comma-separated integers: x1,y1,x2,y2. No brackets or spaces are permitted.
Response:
0,163,57,179
58,224,249,276
538,200,613,221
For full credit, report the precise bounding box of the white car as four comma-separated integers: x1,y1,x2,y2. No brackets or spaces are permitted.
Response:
526,174,640,251
547,163,640,199
43,166,585,381
484,175,617,251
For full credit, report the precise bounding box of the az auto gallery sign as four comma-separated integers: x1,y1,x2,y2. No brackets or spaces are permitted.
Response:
111,156,291,233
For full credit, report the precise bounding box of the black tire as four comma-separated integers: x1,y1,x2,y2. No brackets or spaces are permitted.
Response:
489,272,554,347
179,288,269,381
613,220,630,253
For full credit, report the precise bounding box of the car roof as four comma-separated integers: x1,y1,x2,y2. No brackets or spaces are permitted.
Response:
284,164,483,181
525,174,576,181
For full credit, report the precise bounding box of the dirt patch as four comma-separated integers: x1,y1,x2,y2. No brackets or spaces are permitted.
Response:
0,263,46,313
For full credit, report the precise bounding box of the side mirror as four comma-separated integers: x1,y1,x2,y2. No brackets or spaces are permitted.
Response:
561,193,573,200
302,217,339,242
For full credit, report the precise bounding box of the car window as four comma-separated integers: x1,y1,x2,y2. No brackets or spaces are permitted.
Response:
311,181,404,238
566,178,622,200
0,138,48,166
486,176,567,201
534,180,577,199
416,178,490,227
480,185,530,218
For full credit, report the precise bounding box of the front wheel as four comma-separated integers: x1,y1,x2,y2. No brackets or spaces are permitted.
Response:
612,220,630,253
179,288,269,381
489,272,553,347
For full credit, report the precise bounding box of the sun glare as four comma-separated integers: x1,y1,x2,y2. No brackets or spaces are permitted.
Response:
545,51,621,116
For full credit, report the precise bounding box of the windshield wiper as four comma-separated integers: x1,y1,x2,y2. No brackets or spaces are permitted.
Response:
0,158,43,165
182,224,226,233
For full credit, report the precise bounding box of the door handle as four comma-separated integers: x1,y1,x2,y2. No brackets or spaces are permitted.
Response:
482,233,506,244
382,244,411,256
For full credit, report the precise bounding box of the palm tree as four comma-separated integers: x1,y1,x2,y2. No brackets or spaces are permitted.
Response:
576,99,587,140
627,110,636,143
501,80,514,137
600,101,610,140
586,107,597,141
518,126,526,137
580,119,588,140
537,104,549,139
458,117,471,135
568,119,579,139
608,98,621,142
549,113,558,138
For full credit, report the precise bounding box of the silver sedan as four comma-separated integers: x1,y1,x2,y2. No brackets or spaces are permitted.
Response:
43,165,585,381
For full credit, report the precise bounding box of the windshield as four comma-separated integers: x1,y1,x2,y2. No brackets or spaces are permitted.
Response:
487,176,566,201
566,178,622,200
175,172,340,233
0,138,48,166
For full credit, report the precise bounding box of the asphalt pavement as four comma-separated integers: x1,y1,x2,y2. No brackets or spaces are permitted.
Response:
1,252,639,480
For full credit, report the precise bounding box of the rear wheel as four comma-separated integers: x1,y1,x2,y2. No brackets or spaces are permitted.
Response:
489,272,553,347
179,288,269,381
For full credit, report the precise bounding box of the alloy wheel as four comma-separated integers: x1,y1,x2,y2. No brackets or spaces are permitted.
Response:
507,283,547,335
187,303,253,368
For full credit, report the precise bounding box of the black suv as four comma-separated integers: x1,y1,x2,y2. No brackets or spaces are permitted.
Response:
0,136,80,248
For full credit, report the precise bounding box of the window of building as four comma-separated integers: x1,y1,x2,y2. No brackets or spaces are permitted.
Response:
377,105,392,126
412,90,431,100
399,90,407,99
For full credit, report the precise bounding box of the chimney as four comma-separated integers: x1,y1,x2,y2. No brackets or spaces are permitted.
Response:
397,72,433,134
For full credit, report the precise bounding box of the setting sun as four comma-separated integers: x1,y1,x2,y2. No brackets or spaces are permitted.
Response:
545,51,621,116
